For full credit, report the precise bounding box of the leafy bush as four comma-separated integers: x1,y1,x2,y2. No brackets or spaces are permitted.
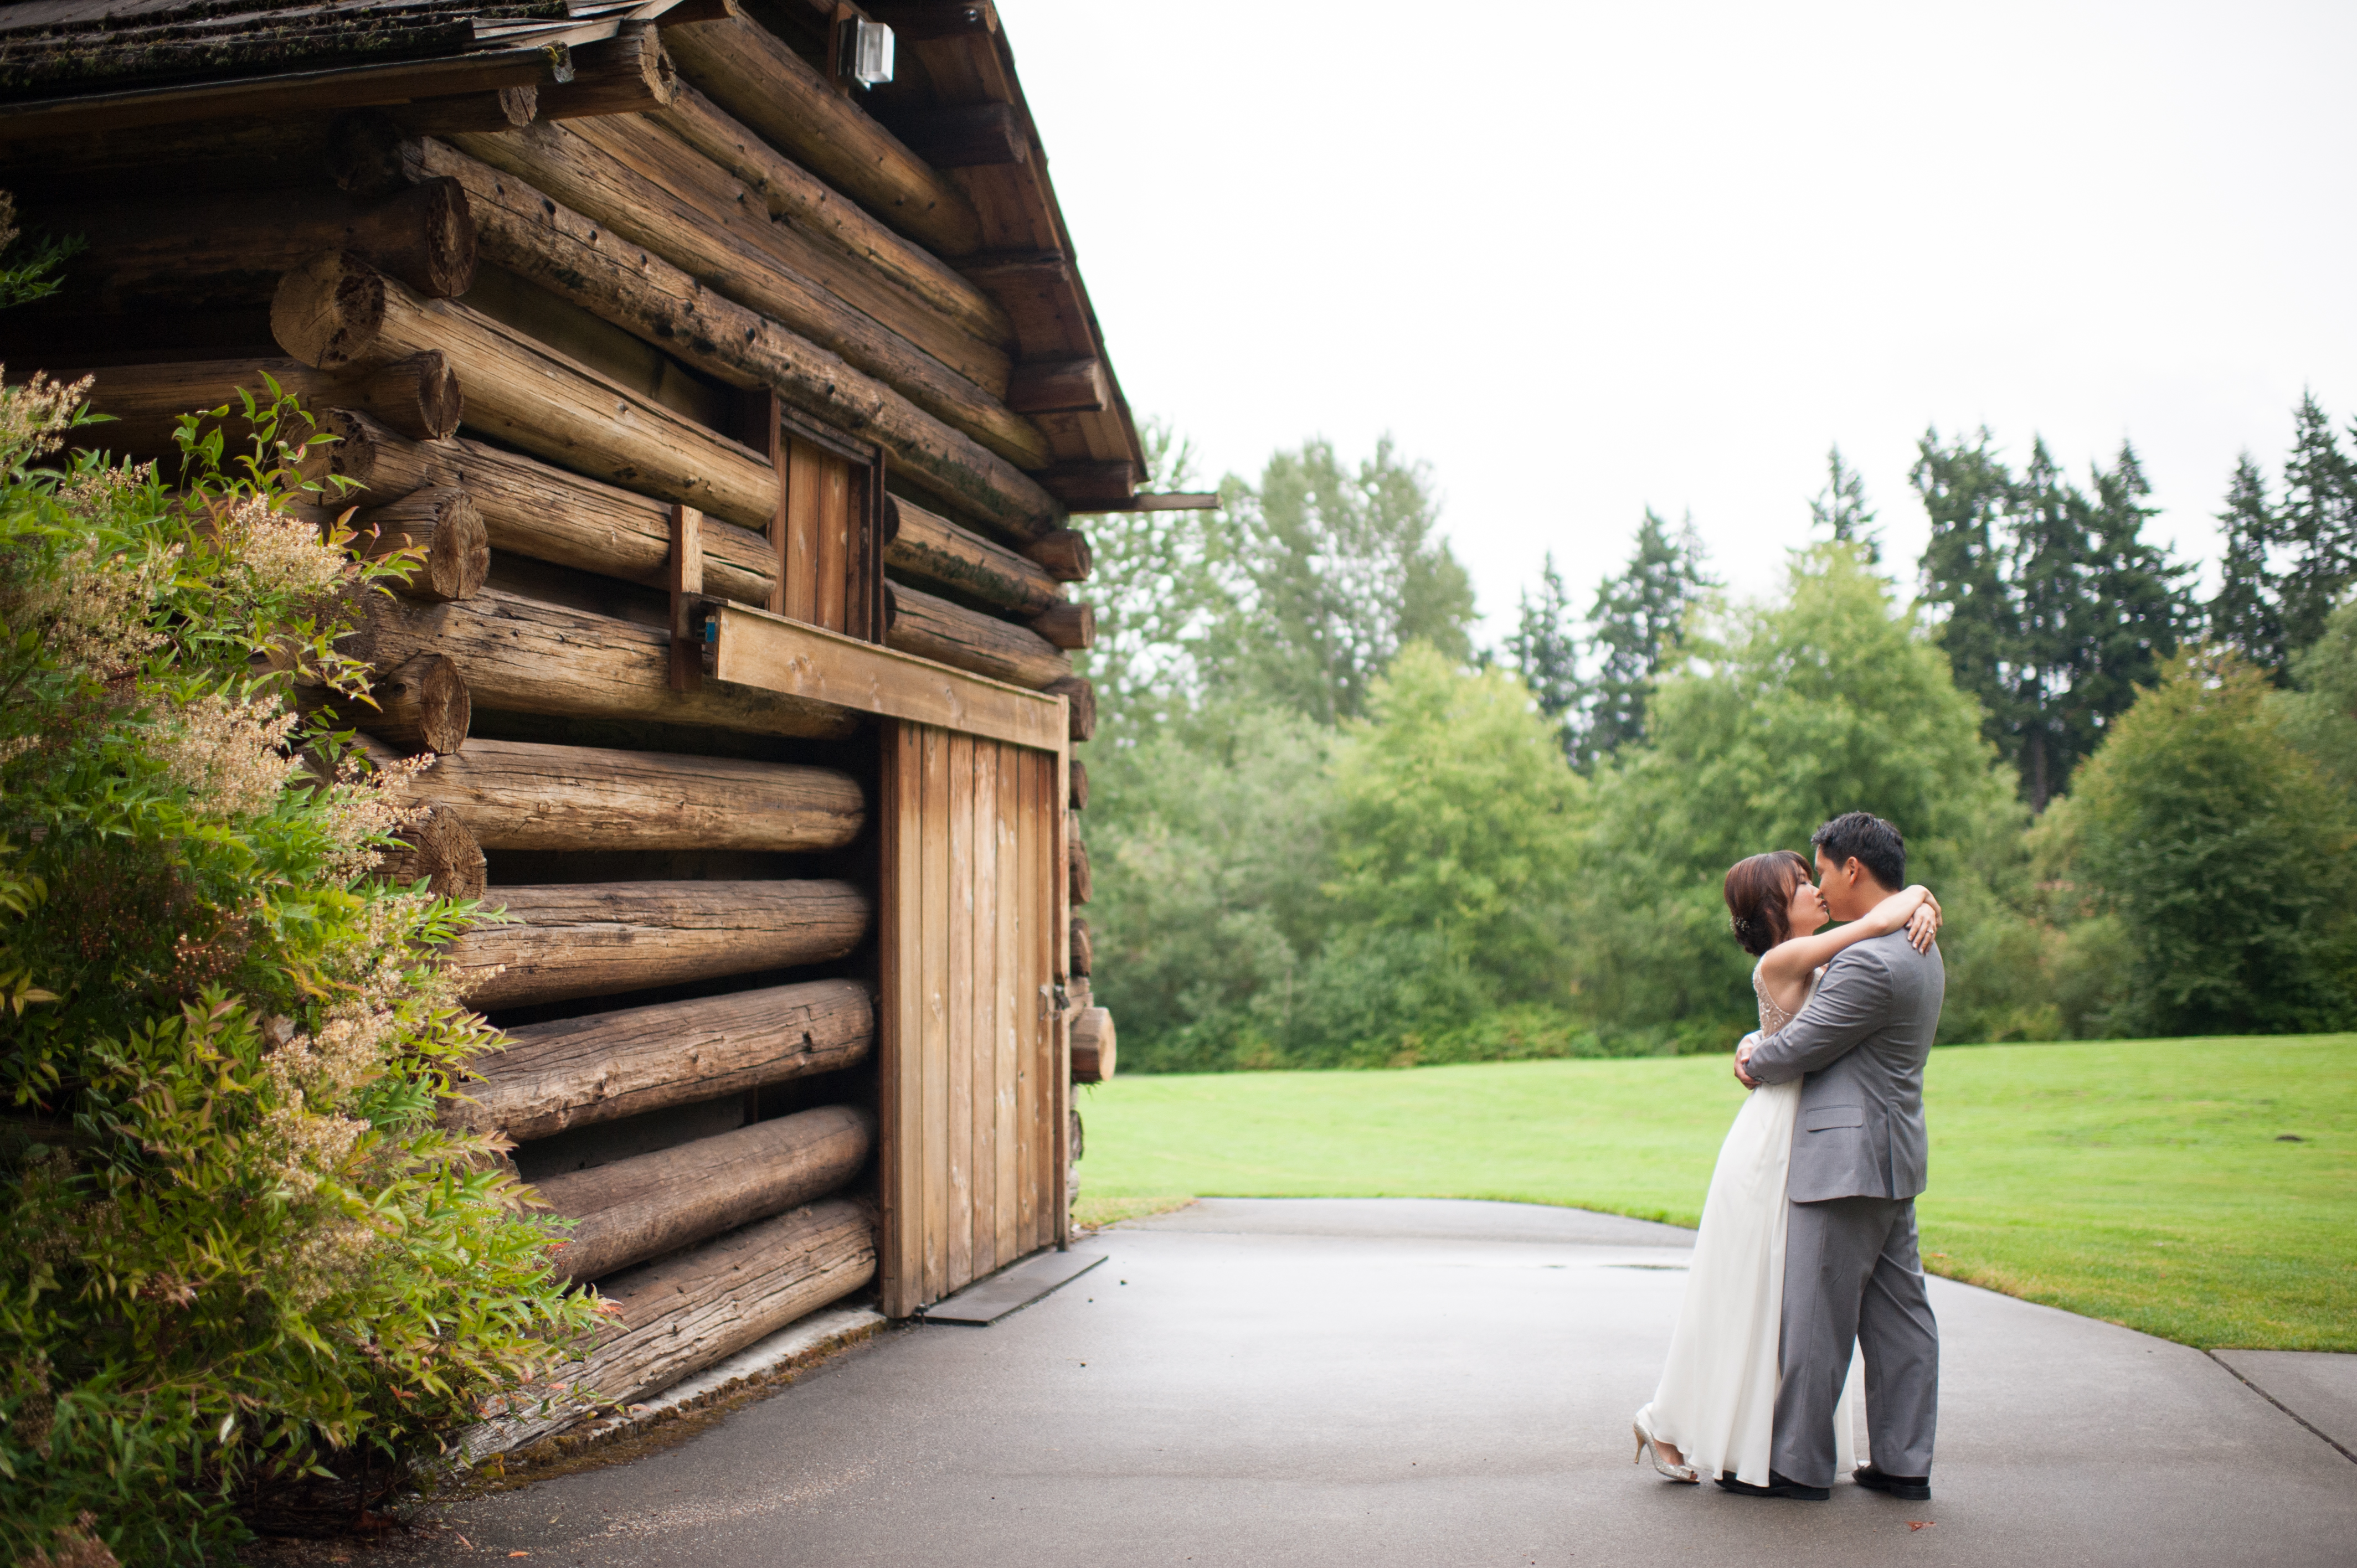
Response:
2066,648,2357,1034
0,380,596,1562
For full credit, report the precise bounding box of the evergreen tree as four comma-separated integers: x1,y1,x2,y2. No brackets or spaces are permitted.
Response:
1914,430,2190,808
1569,509,1713,770
2006,438,2088,809
2207,454,2282,670
1808,444,1881,563
2077,442,2194,768
1913,426,2019,752
1507,551,1583,746
2273,391,2356,659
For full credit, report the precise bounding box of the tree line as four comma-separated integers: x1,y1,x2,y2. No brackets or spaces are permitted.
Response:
1079,398,2357,1071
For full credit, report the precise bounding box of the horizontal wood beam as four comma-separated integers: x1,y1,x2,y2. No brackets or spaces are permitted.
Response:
321,411,779,607
272,249,780,531
345,589,858,743
35,177,477,310
1037,460,1138,509
409,737,864,853
57,357,460,459
447,878,872,1008
1104,492,1223,513
0,44,570,142
652,84,1013,349
402,135,1063,540
885,582,1069,690
1005,357,1109,415
615,89,1010,388
663,12,983,255
465,1194,874,1456
534,1103,873,1282
445,976,872,1142
704,599,1067,752
534,21,679,120
447,116,1041,465
882,103,1028,169
884,494,1066,616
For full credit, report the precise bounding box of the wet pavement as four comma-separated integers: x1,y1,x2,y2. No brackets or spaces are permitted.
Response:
375,1198,2357,1567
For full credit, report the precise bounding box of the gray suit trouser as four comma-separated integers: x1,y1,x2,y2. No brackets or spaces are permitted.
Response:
1773,1195,1939,1487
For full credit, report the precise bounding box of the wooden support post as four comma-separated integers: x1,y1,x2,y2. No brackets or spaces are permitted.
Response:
670,503,704,692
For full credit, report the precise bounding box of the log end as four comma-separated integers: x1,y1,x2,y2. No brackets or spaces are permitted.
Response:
1025,528,1092,583
1044,674,1095,742
1030,601,1094,651
354,350,463,442
375,803,487,899
271,250,388,372
369,649,472,755
415,178,481,300
1071,1006,1115,1083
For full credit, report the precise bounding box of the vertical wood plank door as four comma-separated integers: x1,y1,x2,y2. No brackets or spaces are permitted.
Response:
877,720,1067,1318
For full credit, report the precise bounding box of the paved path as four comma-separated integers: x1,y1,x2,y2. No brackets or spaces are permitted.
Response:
384,1199,2356,1567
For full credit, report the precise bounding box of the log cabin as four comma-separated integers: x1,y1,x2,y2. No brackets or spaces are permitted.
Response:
0,0,1166,1454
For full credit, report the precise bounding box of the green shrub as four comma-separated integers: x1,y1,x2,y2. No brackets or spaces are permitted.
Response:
2070,648,2357,1034
0,379,598,1562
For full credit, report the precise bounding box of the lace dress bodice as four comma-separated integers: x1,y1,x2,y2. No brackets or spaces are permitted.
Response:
1751,959,1817,1038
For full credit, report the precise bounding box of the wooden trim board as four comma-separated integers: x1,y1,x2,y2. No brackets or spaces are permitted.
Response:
706,599,1067,751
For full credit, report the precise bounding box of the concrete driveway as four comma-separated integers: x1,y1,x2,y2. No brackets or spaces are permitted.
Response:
379,1199,2356,1567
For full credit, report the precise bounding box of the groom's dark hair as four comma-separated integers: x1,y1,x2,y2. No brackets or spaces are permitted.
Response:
1812,812,1906,890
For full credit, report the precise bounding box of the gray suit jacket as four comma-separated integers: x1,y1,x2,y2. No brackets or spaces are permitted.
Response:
1744,930,1943,1203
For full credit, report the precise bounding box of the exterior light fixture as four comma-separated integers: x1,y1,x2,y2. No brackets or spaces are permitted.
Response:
840,17,895,87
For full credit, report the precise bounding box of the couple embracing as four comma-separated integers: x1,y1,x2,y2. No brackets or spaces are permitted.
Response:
1633,811,1944,1502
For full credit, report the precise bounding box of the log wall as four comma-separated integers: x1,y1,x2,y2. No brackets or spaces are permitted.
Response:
0,0,1120,1459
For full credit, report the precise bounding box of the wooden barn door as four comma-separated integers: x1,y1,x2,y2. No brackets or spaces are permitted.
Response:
877,721,1068,1317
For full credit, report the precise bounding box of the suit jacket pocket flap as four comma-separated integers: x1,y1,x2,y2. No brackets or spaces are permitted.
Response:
1802,1105,1866,1132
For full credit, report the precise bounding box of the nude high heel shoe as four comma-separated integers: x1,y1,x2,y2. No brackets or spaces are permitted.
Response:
1632,1406,1699,1483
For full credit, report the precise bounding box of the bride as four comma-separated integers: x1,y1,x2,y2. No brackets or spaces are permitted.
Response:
1631,849,1940,1486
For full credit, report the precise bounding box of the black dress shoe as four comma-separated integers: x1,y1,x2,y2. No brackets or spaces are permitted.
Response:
1715,1471,1830,1501
1852,1464,1931,1500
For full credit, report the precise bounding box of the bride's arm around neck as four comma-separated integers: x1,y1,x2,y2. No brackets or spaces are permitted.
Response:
1759,883,1937,994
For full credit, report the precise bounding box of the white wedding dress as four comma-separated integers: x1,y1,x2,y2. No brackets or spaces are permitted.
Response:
1636,960,1865,1486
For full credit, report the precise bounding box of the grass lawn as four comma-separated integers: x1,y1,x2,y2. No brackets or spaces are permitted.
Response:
1071,1035,2357,1352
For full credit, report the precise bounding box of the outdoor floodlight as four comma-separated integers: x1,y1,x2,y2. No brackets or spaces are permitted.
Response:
841,17,895,87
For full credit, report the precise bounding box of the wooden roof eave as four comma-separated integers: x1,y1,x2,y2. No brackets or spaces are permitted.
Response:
0,0,692,138
867,1,1146,488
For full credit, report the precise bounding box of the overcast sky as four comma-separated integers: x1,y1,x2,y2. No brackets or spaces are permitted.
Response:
1000,1,2357,639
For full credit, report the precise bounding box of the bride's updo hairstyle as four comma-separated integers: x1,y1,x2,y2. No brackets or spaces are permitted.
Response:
1723,850,1814,957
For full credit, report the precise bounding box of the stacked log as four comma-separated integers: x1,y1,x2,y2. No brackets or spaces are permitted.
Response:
467,1196,876,1458
445,977,872,1141
408,740,863,853
536,1105,873,1282
447,879,871,1008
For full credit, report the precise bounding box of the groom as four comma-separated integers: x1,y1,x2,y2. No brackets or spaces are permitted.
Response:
1728,811,1942,1502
